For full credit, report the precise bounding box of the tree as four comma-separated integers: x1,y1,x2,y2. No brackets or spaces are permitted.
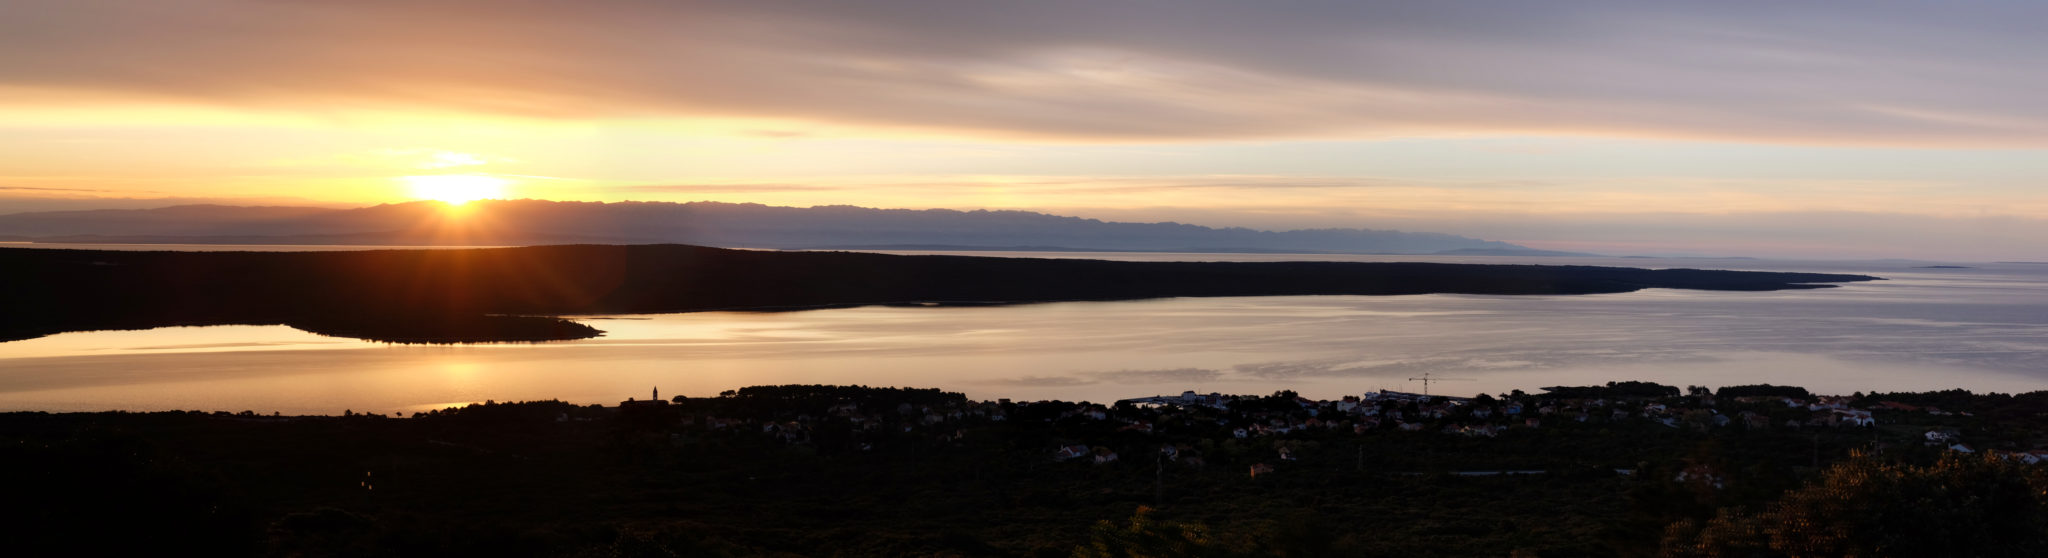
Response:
1714,385,1811,400
1074,507,1239,558
1662,452,2048,557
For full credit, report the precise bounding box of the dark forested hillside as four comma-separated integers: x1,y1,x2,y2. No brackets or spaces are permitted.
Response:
7,383,2045,556
0,245,1877,343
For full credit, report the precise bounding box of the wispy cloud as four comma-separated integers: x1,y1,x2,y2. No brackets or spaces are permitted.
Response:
743,130,815,139
9,1,2048,145
0,185,125,193
1094,368,1223,384
615,183,841,193
971,375,1099,387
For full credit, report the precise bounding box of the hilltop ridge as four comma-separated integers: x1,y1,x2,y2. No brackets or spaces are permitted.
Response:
0,199,1555,255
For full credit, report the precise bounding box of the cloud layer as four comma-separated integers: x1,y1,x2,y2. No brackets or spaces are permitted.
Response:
10,1,2048,144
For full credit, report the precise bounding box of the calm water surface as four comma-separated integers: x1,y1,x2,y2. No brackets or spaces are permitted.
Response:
4,248,2046,414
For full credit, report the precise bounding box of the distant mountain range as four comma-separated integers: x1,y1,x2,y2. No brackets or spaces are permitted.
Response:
0,200,1578,255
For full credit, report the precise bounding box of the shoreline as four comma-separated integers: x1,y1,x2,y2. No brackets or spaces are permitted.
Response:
1,244,1880,344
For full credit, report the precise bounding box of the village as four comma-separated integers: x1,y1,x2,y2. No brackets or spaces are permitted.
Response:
18,381,2048,557
610,381,2048,475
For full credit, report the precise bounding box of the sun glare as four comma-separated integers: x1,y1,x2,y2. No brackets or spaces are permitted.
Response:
404,174,507,205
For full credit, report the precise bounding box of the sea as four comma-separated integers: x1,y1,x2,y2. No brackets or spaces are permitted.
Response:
4,243,2046,415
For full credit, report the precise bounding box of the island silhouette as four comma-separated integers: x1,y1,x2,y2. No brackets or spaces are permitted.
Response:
0,244,1879,343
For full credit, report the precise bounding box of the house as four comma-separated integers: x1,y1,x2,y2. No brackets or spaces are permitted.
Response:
1807,398,1851,412
1122,391,1233,410
1831,409,1875,427
1055,445,1091,461
1369,389,1472,404
1250,463,1276,478
1925,429,1961,445
1456,424,1504,437
1674,463,1726,490
1278,447,1297,461
1249,424,1273,437
1093,447,1119,464
1993,450,2042,465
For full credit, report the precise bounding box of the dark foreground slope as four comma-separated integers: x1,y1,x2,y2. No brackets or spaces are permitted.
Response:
0,245,1876,343
6,385,2046,556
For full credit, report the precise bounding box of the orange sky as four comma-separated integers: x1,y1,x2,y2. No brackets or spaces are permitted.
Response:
5,1,2047,259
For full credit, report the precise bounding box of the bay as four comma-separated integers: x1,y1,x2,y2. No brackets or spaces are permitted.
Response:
3,248,2045,415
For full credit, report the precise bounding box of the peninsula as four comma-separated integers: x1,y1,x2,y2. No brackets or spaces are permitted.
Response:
0,245,1879,343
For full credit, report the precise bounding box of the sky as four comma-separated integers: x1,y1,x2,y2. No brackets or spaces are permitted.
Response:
3,0,2046,260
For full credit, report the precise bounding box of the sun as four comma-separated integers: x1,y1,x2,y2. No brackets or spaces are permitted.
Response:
404,174,507,205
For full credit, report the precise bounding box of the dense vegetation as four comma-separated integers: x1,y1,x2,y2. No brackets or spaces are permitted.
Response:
5,382,2043,556
1541,381,1682,399
0,245,1875,343
1662,453,2048,556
